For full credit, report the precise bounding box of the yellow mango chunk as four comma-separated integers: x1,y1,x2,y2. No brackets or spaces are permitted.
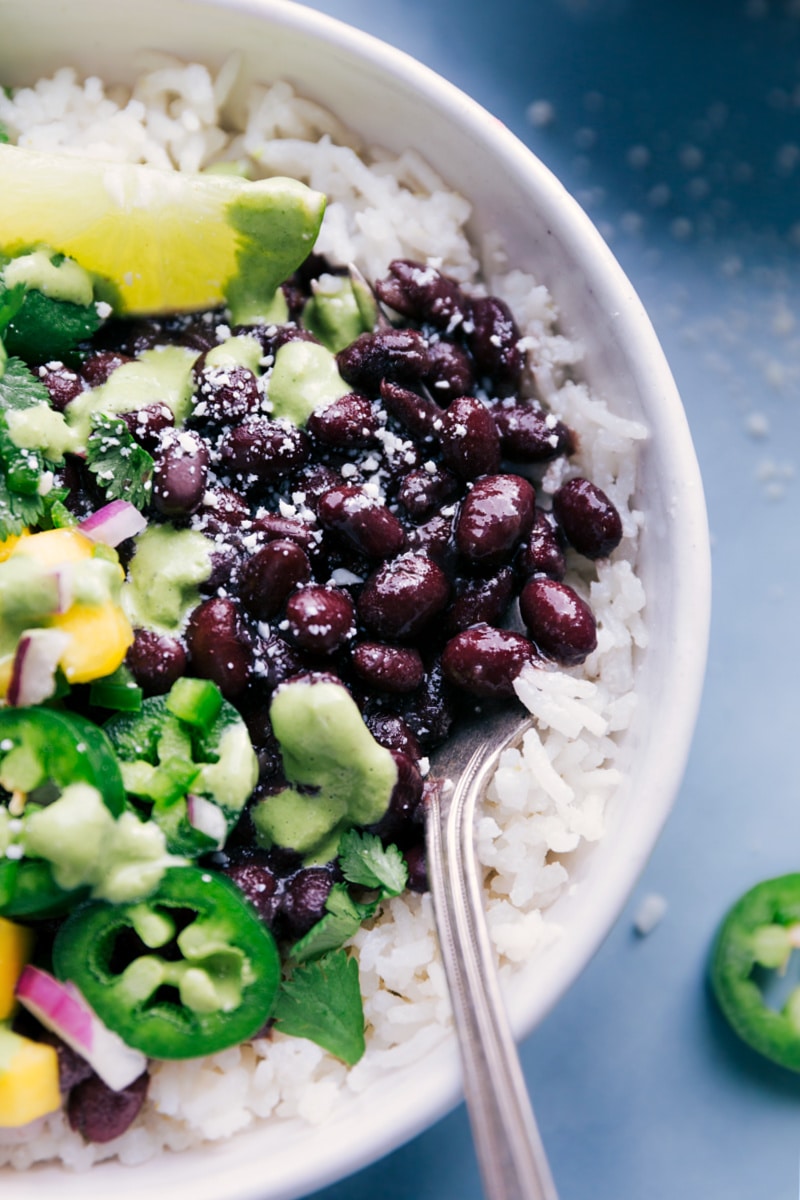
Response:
0,1035,61,1127
0,533,28,564
52,602,133,683
9,527,94,568
0,919,34,1020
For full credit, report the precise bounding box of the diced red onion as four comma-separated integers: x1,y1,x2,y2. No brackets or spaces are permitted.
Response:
186,794,227,847
16,965,147,1092
79,500,147,547
7,628,70,707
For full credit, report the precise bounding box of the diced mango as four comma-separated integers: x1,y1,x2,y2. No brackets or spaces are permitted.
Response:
0,533,27,564
9,528,94,568
0,1031,61,1127
51,601,134,683
0,919,34,1020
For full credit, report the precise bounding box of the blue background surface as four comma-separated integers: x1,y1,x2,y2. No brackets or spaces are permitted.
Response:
294,1,800,1197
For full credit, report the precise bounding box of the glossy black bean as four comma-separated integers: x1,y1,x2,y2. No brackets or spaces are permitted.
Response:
351,642,425,693
68,1071,149,1144
375,259,471,330
364,713,422,760
439,396,502,480
280,867,336,939
403,841,429,893
357,554,450,640
152,429,209,517
405,512,456,567
466,295,523,397
191,364,262,428
552,477,623,560
218,418,310,483
185,597,252,698
399,661,455,749
240,540,311,621
120,402,175,454
423,339,475,399
195,485,252,535
517,509,567,581
337,329,429,392
455,474,536,565
285,585,356,654
317,484,406,559
126,629,187,696
379,379,442,440
441,623,537,698
80,350,133,387
306,392,377,447
397,466,460,521
444,567,515,635
492,401,574,462
368,750,425,844
519,577,598,665
37,363,84,411
222,851,281,926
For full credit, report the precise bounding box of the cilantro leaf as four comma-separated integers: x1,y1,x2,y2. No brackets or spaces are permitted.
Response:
272,949,366,1065
0,457,44,537
0,355,51,411
0,283,24,340
338,828,408,897
289,883,377,966
2,285,101,362
86,413,153,510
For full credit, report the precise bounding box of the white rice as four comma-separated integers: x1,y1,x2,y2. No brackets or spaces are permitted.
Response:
0,58,648,1169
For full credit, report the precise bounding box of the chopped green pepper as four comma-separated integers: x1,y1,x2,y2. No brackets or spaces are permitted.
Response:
0,706,126,918
52,866,281,1059
710,873,800,1071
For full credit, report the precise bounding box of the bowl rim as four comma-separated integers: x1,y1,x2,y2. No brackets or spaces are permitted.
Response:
0,0,711,1196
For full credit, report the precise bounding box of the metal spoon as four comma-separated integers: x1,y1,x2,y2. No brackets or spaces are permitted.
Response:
426,703,559,1200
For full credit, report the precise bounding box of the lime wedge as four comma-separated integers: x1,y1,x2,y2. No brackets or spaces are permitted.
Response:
0,144,326,317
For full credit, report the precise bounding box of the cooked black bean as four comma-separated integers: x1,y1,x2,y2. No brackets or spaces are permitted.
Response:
317,484,406,559
240,540,311,622
306,392,377,447
285,585,356,654
126,629,187,696
191,363,262,428
379,379,442,440
399,661,455,748
195,485,252,535
218,418,310,482
405,512,456,566
351,642,425,693
455,473,536,565
492,401,574,462
518,509,567,580
38,363,84,411
403,841,429,893
337,329,429,392
280,866,336,939
397,465,460,521
367,750,424,843
375,259,471,330
364,713,422,760
441,623,538,698
552,477,623,559
256,633,308,692
519,577,598,664
423,339,475,398
223,851,281,926
439,395,501,480
80,349,133,387
444,567,515,634
152,429,209,517
121,402,175,453
68,1071,149,1144
466,295,523,397
185,597,252,698
357,554,450,640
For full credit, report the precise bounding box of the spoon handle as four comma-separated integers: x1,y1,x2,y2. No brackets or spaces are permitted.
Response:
426,736,559,1200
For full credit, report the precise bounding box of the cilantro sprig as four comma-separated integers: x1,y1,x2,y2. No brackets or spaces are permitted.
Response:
0,356,62,538
85,412,154,510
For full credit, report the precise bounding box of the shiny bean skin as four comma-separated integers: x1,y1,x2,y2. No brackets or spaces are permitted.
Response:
552,477,623,560
191,364,262,428
337,329,429,392
398,661,454,749
239,540,311,621
375,259,471,330
519,577,598,665
364,713,422,760
121,402,175,453
38,363,84,411
285,585,356,655
351,642,425,693
306,393,377,447
404,841,428,893
438,396,501,480
441,623,538,699
379,379,442,440
195,485,252,536
80,350,133,387
222,851,281,926
185,597,252,698
492,401,574,463
423,339,475,398
357,554,450,640
152,429,209,517
517,509,567,581
126,629,188,696
317,484,407,559
454,474,536,565
405,512,456,566
280,866,337,938
367,750,424,844
218,418,310,483
444,567,515,635
68,1071,149,1145
397,466,460,521
466,295,523,397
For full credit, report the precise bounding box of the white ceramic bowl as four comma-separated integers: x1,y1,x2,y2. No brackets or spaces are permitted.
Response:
0,1,711,1197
